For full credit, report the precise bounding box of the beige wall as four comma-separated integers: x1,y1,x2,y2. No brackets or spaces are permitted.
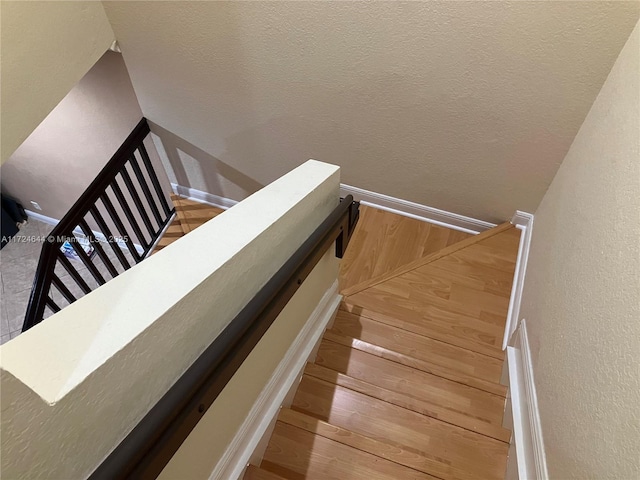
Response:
0,1,115,163
102,1,639,222
0,51,170,226
519,22,640,478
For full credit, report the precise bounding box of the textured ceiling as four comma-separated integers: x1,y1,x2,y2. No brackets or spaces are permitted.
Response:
103,1,640,222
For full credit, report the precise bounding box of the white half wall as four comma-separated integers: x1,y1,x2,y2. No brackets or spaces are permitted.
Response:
0,160,340,479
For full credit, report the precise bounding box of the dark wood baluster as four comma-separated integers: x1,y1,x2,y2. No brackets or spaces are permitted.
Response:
120,165,157,237
100,193,142,263
51,274,77,304
128,155,163,226
25,269,54,330
45,297,61,314
138,143,172,217
57,251,92,294
110,179,150,251
65,232,106,286
78,219,119,279
89,205,131,271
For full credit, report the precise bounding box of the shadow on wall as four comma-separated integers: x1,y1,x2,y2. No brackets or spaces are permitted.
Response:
149,121,264,203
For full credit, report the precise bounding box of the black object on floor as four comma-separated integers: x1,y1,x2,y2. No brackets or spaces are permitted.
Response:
1,194,28,249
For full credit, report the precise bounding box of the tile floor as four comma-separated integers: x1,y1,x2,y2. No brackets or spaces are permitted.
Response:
1,218,137,345
1,219,53,344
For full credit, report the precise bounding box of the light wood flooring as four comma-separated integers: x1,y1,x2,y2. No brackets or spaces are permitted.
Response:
246,205,521,480
153,194,224,253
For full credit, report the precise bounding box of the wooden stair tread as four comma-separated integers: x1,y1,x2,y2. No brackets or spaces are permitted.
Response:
340,301,505,359
342,228,520,358
339,205,473,294
314,340,507,427
172,195,224,234
323,330,507,396
329,309,503,384
305,360,510,442
277,408,471,480
343,221,515,296
152,218,184,252
292,375,508,479
262,421,436,480
154,195,224,253
253,207,515,479
424,262,515,298
244,464,287,480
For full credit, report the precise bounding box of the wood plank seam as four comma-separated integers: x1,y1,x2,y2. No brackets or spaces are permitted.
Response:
342,222,515,296
278,409,452,480
338,302,506,360
303,362,511,442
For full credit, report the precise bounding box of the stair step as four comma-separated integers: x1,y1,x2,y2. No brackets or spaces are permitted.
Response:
292,374,509,480
340,300,504,359
261,420,435,480
330,308,503,384
425,262,515,299
311,343,510,441
243,465,287,480
152,218,184,252
342,226,520,358
323,330,506,396
172,194,224,234
339,204,472,294
277,408,464,480
342,221,515,296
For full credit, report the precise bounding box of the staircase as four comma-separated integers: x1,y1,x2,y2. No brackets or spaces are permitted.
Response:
153,194,224,253
244,205,521,479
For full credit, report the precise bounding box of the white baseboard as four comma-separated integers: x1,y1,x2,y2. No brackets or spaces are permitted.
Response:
503,210,534,349
505,320,548,480
24,209,59,228
171,183,239,211
209,280,342,480
340,183,496,235
25,209,145,255
169,183,496,235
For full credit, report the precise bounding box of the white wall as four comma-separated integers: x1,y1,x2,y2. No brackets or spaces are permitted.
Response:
0,160,340,479
0,1,115,163
519,22,640,478
102,1,639,222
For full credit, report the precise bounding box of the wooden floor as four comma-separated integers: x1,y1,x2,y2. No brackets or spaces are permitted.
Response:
153,194,224,253
246,206,520,480
339,205,471,292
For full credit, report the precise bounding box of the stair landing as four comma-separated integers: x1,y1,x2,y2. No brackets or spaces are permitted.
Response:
153,194,224,253
246,206,520,479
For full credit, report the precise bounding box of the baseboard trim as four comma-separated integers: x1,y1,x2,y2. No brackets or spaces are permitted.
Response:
505,320,548,479
25,209,145,255
209,280,342,480
169,183,497,235
340,183,496,235
503,210,534,349
171,183,239,211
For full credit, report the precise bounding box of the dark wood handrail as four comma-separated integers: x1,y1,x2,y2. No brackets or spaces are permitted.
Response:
89,195,360,479
23,118,174,331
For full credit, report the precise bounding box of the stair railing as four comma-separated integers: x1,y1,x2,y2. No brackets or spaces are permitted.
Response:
89,195,360,479
22,118,175,332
